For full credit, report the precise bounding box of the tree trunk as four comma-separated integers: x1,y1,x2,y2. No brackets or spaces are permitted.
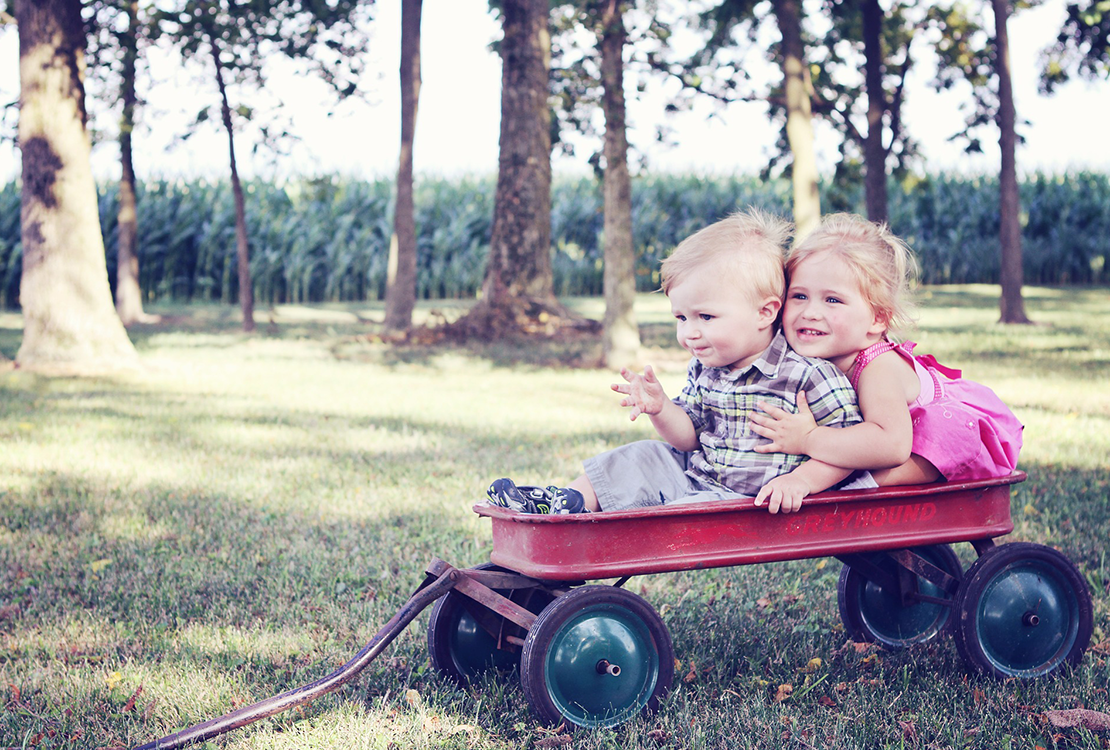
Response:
992,0,1030,324
15,0,138,373
862,0,888,223
599,0,640,367
448,0,583,340
384,0,422,332
115,0,152,326
773,0,820,240
211,32,254,332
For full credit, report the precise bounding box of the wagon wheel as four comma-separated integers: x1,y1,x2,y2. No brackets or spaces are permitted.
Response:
427,563,554,685
954,542,1093,679
520,585,674,729
838,544,963,650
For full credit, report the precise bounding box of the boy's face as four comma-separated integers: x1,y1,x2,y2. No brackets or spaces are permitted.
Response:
668,263,780,371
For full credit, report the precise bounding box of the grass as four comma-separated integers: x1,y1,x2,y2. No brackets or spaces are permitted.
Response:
1,286,1108,750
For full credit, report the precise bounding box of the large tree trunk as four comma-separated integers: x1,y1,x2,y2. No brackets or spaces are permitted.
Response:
599,0,640,368
992,0,1030,324
115,0,153,326
483,0,553,305
862,0,888,223
773,0,820,240
15,0,138,373
449,0,585,340
384,0,422,332
210,32,254,332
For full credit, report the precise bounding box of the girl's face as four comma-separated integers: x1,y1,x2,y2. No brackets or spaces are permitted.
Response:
783,251,886,373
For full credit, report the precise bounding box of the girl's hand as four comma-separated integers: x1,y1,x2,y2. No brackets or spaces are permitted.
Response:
611,365,667,421
753,473,810,514
751,391,818,455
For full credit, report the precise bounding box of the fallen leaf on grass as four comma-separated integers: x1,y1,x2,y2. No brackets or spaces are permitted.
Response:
404,689,421,707
898,720,918,744
647,727,670,744
105,672,123,691
817,696,836,708
803,657,822,673
122,684,143,712
1044,708,1110,731
773,684,793,703
683,661,698,683
534,736,573,748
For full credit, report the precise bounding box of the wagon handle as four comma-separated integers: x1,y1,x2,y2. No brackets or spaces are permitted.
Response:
133,561,462,750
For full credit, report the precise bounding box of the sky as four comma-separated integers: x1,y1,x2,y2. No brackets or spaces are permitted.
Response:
1,0,1108,182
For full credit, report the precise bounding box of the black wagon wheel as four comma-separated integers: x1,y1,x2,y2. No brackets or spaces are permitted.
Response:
954,542,1093,679
520,585,674,729
427,563,554,686
837,544,963,650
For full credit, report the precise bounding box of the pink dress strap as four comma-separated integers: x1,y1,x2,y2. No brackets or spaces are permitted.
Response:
849,341,907,390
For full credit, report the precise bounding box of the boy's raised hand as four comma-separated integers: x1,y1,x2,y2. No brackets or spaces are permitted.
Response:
751,390,818,455
612,365,667,421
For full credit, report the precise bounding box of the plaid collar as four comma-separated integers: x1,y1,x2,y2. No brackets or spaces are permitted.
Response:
706,329,788,381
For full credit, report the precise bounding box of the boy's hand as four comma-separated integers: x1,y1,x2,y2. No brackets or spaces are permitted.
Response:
753,473,811,514
751,391,818,455
611,365,667,421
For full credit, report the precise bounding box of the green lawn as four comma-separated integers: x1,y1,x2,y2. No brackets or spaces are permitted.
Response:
1,286,1108,750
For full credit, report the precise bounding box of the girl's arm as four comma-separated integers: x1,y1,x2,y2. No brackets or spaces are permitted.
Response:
612,365,699,451
754,459,854,514
751,352,915,470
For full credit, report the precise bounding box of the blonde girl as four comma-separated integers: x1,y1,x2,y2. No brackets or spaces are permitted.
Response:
750,213,1023,485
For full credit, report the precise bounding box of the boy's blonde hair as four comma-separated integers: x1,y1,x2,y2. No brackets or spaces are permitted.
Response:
661,208,791,304
786,213,918,337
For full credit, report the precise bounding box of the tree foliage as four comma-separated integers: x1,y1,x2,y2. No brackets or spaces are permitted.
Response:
1040,0,1110,91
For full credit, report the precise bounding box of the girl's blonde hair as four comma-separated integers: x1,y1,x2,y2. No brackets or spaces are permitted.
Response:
661,208,791,304
786,213,918,338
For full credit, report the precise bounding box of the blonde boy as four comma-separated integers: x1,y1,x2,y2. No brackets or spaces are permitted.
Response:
488,209,870,515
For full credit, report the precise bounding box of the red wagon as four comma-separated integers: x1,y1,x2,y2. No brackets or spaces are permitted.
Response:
137,471,1094,749
428,471,1093,729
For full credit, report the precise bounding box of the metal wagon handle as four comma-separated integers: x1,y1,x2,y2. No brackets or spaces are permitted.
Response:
133,563,463,750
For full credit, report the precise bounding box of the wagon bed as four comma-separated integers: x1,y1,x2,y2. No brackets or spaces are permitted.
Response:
475,472,1024,581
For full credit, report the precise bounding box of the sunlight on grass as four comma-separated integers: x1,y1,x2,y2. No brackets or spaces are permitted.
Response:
1,285,1108,750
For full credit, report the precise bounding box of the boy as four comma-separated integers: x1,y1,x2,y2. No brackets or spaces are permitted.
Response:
489,209,871,515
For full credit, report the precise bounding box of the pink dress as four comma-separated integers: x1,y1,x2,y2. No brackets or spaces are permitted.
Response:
851,341,1023,481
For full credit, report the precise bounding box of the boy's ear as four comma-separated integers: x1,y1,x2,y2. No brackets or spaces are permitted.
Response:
758,297,782,327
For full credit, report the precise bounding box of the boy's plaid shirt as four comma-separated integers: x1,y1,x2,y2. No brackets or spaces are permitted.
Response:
675,330,863,497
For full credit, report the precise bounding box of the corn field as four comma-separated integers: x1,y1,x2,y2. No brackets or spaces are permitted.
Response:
1,172,1107,310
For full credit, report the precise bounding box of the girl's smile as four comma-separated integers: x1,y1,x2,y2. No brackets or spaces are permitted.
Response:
783,251,886,373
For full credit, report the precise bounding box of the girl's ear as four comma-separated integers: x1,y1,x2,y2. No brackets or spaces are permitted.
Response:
868,310,889,337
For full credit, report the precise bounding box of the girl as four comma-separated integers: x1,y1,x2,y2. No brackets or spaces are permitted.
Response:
750,213,1022,486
